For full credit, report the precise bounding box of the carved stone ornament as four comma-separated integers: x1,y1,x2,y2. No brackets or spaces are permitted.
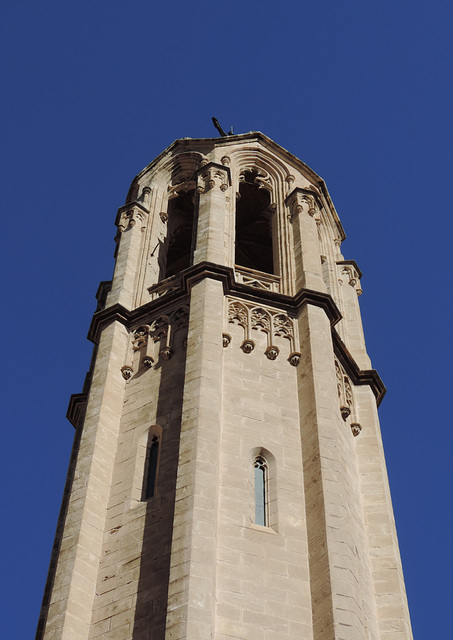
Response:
228,301,248,328
121,365,133,380
196,164,229,193
273,314,293,339
234,267,281,293
251,308,271,333
265,346,279,360
160,346,173,361
351,423,362,437
141,185,152,207
222,333,231,348
126,306,190,368
241,339,255,354
287,188,320,220
172,306,189,330
288,352,301,367
221,155,230,166
227,299,297,361
159,212,168,223
117,206,148,233
239,167,272,191
132,325,149,351
340,264,363,296
335,358,357,422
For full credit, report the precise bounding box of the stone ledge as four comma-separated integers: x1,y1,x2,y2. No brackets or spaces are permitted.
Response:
76,262,384,410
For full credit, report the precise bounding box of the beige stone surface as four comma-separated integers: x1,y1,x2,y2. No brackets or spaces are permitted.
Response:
37,132,412,640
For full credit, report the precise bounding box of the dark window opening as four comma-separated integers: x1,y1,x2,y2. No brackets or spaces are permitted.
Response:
143,435,159,500
161,190,195,279
254,456,267,526
235,171,274,274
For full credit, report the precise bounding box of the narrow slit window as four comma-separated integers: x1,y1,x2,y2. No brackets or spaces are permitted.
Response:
143,435,159,500
254,456,267,526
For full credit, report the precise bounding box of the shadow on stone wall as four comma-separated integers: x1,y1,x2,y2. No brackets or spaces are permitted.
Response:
132,330,187,640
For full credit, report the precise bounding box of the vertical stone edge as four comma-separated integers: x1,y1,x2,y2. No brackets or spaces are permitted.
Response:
39,321,128,640
355,387,414,639
165,278,224,640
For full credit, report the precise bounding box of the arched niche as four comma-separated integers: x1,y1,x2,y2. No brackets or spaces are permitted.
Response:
235,170,274,274
160,189,195,279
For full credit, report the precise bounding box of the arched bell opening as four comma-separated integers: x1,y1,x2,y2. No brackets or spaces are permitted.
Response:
235,170,274,275
159,190,195,280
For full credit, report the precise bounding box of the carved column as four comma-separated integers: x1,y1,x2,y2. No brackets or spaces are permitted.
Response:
193,162,230,265
106,203,149,310
287,188,326,293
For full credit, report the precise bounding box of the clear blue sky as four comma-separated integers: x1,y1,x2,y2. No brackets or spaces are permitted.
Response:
1,1,451,637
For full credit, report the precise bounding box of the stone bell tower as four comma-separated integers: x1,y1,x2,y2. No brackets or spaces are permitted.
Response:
37,132,413,640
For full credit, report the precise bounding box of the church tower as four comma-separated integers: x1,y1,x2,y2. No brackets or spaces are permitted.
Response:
37,132,413,640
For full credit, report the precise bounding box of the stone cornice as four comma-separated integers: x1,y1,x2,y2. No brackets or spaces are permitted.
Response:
88,263,342,343
84,262,385,407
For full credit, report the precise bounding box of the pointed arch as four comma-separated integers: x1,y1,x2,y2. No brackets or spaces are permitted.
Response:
250,447,278,531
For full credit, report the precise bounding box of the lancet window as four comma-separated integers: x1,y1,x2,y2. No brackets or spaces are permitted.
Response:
235,170,274,274
254,456,268,526
143,433,160,500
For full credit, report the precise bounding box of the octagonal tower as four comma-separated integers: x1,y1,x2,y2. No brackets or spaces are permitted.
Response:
37,133,412,640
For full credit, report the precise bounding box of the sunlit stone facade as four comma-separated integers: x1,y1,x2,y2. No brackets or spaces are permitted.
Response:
37,133,413,640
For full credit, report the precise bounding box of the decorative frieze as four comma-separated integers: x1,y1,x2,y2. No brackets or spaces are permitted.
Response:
121,305,189,378
226,298,300,365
